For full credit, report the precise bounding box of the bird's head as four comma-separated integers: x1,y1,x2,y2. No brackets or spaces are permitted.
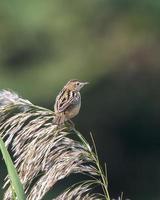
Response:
65,79,89,91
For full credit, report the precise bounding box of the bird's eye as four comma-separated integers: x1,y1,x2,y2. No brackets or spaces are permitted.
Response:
76,82,80,86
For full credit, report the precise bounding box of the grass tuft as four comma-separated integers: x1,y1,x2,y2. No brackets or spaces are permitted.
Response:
0,90,110,200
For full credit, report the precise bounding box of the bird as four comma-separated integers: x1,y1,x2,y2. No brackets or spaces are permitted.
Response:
54,79,89,125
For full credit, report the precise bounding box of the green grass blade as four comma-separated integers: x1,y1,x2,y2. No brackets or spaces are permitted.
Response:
0,137,26,200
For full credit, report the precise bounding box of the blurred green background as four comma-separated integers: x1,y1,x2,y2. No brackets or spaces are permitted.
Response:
0,0,160,199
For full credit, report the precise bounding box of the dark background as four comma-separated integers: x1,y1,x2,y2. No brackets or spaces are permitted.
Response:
0,0,160,199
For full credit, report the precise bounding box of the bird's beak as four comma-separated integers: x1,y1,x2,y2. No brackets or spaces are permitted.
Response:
82,82,89,85
79,82,89,89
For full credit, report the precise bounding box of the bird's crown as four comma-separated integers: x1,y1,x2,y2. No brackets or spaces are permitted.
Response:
64,79,88,91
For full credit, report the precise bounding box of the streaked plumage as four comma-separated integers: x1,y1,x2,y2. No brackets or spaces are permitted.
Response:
54,79,88,125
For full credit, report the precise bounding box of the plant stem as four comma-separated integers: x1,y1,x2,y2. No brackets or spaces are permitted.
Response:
74,129,111,200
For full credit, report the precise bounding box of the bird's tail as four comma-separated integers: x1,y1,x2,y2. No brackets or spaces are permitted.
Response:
53,113,66,125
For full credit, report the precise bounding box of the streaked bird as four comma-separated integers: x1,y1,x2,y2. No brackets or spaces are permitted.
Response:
54,79,88,125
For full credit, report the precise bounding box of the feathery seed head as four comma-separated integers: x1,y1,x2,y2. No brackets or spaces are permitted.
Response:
0,89,109,200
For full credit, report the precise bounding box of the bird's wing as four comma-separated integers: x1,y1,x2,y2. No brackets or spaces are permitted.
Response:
54,89,76,113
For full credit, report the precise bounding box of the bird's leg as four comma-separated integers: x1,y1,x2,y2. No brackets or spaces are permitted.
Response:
65,119,75,129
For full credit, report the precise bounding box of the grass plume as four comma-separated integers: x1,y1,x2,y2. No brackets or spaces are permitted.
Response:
0,90,110,200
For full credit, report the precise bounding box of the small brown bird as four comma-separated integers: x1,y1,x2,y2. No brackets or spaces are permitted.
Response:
54,79,88,125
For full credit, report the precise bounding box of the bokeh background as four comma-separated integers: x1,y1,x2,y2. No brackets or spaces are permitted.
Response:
0,0,160,199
